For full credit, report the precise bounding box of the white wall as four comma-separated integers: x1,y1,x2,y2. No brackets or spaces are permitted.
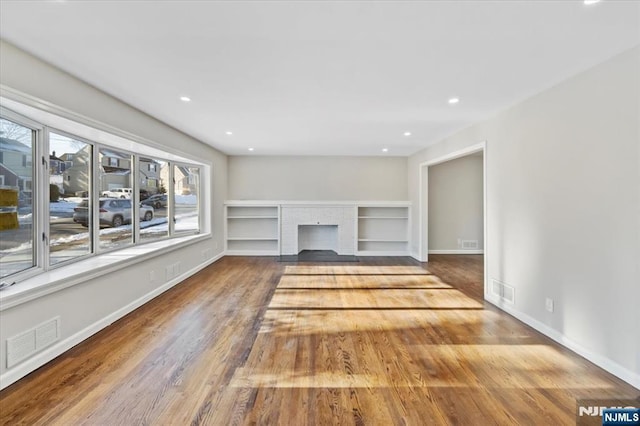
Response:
228,156,407,201
428,154,483,252
409,46,640,388
0,41,227,385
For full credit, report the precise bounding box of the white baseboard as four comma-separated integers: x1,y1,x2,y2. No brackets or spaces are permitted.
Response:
0,252,224,390
428,249,484,254
485,295,640,390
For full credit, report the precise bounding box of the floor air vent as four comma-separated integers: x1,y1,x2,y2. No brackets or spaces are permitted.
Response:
491,279,515,304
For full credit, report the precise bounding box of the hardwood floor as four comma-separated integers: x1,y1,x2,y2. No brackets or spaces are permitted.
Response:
0,255,637,425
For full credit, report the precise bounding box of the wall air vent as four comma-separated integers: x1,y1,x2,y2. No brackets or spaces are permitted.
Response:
6,317,60,368
462,240,479,249
491,279,515,304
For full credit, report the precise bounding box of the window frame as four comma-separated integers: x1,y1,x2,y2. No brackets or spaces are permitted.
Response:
171,162,201,236
0,101,209,288
0,108,44,283
46,127,96,269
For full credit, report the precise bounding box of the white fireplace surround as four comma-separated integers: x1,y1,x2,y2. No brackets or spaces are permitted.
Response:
281,206,356,255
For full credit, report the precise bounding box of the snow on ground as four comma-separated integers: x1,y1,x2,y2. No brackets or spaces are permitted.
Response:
174,194,197,205
50,199,80,213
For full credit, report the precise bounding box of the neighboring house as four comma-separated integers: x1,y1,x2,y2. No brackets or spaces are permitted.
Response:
59,153,74,172
49,151,65,175
62,145,91,196
99,148,131,192
0,137,33,200
49,151,65,193
139,157,163,195
170,165,198,195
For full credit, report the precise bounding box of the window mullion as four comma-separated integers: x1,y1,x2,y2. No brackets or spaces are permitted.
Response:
168,162,174,236
40,127,50,271
91,144,100,254
133,155,140,243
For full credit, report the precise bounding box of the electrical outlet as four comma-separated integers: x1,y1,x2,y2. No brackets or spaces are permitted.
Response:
545,298,554,313
149,270,156,283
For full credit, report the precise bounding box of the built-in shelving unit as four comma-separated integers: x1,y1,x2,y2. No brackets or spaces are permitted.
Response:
224,201,410,256
357,205,410,255
225,204,280,255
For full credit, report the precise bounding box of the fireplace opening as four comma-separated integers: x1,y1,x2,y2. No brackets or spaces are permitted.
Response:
297,224,338,253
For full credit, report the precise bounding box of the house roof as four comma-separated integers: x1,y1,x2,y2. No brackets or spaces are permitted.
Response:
0,137,30,154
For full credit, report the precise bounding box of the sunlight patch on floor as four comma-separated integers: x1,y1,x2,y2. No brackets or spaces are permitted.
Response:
283,265,431,275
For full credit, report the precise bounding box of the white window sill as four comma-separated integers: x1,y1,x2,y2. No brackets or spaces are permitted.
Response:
0,233,210,311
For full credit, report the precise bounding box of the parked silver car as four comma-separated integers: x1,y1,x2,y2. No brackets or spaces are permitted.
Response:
73,198,154,227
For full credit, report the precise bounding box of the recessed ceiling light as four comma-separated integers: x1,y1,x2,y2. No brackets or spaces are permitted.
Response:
180,96,191,102
225,131,233,135
403,132,411,137
382,148,389,153
248,147,254,152
448,97,460,104
583,0,601,5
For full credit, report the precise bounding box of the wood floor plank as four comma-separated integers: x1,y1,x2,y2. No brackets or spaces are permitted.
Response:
1,255,638,425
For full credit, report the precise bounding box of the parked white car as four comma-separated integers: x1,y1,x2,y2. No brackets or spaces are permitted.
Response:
101,188,133,199
73,198,154,227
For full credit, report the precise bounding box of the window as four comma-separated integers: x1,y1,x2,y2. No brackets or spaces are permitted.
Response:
0,116,36,280
173,165,199,234
0,103,206,284
99,148,132,251
140,159,168,243
49,132,92,266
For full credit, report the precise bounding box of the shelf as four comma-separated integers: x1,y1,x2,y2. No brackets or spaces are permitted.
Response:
358,206,409,218
226,204,280,255
357,240,409,253
356,205,409,256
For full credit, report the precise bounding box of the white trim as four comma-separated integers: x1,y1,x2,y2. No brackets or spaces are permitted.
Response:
0,252,224,390
485,295,640,390
428,250,484,255
418,141,486,263
0,234,212,311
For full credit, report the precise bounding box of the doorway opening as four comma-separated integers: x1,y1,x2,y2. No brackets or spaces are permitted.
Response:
418,142,487,296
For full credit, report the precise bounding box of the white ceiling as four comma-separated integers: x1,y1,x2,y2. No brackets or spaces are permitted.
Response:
1,1,638,157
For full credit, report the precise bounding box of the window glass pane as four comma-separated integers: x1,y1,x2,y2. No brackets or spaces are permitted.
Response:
139,158,168,242
173,165,199,233
0,117,35,279
99,148,133,250
50,133,92,265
